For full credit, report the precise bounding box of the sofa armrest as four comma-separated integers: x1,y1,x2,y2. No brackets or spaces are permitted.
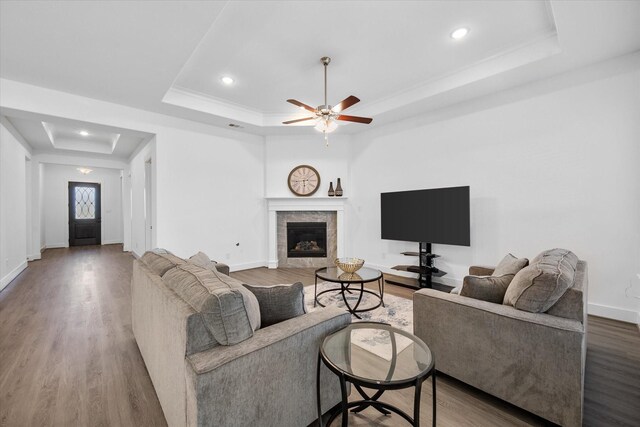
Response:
213,262,230,276
468,265,495,276
185,307,351,426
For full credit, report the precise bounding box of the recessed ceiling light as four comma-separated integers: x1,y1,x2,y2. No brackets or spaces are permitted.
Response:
451,27,469,40
79,130,89,136
221,76,234,85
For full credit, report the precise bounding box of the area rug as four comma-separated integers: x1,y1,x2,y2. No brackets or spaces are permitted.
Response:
305,281,413,361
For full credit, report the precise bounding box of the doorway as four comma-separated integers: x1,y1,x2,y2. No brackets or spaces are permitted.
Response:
68,182,101,246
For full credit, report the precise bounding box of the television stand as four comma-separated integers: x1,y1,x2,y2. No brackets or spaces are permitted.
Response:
386,242,448,290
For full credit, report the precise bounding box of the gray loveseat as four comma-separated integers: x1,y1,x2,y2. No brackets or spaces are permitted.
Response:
132,253,350,427
414,258,587,426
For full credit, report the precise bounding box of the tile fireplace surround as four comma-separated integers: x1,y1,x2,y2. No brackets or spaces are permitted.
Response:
267,197,346,269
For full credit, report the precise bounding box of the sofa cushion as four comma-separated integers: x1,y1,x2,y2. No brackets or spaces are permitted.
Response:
163,264,258,345
243,283,306,327
460,275,513,303
140,250,185,276
493,253,529,276
503,248,579,313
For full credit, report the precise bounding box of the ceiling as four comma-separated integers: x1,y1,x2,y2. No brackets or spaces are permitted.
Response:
3,110,152,160
1,0,640,137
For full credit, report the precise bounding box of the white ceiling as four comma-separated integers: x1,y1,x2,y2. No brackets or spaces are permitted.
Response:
1,1,640,136
3,110,152,160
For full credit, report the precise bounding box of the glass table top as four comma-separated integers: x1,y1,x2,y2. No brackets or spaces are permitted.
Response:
316,267,382,283
321,322,433,385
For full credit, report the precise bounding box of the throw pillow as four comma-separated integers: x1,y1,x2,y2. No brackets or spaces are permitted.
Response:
493,253,529,276
503,248,579,312
188,254,261,330
163,263,259,345
460,275,513,303
242,283,307,328
189,251,218,272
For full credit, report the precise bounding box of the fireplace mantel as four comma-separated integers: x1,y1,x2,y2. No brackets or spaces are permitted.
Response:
266,197,346,269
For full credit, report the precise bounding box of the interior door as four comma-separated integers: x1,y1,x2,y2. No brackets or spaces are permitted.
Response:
69,182,101,246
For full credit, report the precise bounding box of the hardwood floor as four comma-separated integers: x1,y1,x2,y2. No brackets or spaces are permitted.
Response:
0,245,166,427
1,246,638,426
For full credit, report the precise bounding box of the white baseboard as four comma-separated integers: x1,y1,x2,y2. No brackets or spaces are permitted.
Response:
0,260,28,292
27,253,41,261
102,240,123,245
229,261,268,272
132,250,142,259
588,303,640,324
44,243,68,249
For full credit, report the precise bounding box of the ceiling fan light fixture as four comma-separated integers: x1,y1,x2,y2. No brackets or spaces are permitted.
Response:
314,119,337,134
451,27,469,40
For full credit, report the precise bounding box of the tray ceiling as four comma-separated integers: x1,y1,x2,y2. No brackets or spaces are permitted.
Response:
1,1,640,134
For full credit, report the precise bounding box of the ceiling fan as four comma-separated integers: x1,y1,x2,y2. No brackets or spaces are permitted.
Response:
282,57,372,144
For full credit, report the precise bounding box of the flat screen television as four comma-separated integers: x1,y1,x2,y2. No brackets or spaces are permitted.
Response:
381,186,470,246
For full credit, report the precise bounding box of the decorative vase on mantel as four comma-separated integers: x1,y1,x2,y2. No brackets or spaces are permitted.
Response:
328,182,335,197
335,178,343,197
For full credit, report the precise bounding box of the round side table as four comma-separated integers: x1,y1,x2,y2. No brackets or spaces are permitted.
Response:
317,322,436,426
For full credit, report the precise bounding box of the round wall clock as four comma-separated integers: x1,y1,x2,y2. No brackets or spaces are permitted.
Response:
288,165,320,196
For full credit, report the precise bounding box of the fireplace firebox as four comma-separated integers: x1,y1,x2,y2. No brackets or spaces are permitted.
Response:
287,222,327,258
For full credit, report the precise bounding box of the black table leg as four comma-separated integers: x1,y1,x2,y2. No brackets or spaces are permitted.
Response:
314,274,318,307
414,379,423,427
317,353,323,427
432,370,437,427
339,374,349,427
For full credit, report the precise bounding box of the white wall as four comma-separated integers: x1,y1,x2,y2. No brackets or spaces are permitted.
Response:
156,130,265,270
265,134,351,198
349,68,640,323
0,121,29,291
41,163,124,248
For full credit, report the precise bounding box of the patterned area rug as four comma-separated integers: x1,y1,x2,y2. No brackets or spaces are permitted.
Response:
305,281,413,361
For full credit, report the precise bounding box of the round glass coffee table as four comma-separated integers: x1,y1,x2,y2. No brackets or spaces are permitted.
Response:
314,267,384,319
316,322,435,427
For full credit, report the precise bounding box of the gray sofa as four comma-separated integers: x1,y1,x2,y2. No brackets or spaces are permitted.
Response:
132,256,350,427
414,260,588,427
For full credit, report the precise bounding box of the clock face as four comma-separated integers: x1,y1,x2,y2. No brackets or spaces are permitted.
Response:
288,165,320,196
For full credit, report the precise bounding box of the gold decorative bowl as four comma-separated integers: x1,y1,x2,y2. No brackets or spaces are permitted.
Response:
335,257,365,273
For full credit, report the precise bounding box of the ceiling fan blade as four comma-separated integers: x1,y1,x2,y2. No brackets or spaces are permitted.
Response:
282,117,316,125
287,99,317,113
332,95,360,113
336,114,373,124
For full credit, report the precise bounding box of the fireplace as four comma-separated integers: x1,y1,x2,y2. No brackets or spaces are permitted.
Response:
287,222,327,258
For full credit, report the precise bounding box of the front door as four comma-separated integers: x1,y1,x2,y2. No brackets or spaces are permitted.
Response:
69,182,101,246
